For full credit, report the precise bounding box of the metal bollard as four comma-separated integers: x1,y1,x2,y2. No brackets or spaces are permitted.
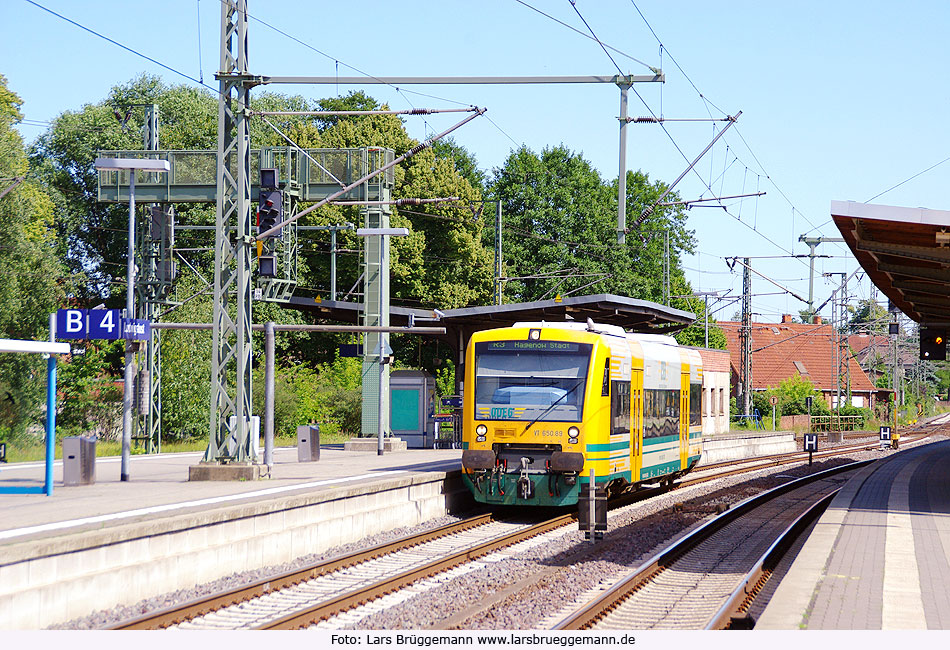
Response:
63,436,96,486
297,424,320,462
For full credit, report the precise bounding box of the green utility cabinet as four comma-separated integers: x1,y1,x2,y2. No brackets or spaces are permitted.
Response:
390,370,436,448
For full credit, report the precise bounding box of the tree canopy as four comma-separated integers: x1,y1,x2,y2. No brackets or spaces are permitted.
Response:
0,75,65,438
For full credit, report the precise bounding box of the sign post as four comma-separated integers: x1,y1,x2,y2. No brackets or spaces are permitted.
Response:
770,395,778,430
804,432,818,466
879,426,892,451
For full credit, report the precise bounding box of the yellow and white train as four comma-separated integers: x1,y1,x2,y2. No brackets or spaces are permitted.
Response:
460,320,703,506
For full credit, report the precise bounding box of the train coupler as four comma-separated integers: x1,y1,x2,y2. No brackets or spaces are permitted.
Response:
517,456,535,500
472,470,487,494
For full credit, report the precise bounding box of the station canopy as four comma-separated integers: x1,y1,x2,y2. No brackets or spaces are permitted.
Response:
287,293,696,361
832,200,950,326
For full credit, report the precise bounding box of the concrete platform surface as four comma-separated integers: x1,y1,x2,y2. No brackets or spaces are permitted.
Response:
0,445,463,544
757,438,950,630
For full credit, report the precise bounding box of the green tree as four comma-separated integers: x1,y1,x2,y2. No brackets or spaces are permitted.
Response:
431,137,486,194
490,147,696,305
56,341,123,438
302,91,495,312
762,373,829,417
0,75,65,440
846,298,890,334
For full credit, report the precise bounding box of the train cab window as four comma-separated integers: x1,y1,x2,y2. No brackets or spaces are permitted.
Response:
602,358,610,397
473,340,592,422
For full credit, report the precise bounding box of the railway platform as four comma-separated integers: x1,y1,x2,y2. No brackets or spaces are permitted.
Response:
757,436,950,630
0,445,466,629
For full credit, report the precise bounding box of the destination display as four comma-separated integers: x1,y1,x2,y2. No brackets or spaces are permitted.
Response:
480,340,583,353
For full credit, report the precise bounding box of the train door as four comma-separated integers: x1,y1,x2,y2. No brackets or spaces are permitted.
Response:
631,369,643,481
680,368,689,469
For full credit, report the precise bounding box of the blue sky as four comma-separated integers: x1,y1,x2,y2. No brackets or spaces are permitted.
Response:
4,0,949,324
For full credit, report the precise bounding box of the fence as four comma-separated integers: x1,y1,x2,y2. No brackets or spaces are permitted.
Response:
731,409,765,430
809,415,862,432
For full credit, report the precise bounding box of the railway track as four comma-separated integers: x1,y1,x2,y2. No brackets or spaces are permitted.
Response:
690,429,929,483
552,461,868,630
111,513,567,630
107,427,935,631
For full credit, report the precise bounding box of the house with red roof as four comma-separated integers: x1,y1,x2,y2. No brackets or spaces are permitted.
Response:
719,315,891,411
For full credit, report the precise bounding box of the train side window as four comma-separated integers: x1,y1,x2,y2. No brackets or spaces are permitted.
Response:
689,382,702,426
611,380,631,434
602,358,610,397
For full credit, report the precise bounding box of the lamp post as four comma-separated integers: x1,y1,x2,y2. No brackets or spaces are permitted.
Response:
93,157,170,481
357,227,409,455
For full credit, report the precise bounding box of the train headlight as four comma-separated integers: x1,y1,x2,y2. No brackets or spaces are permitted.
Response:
476,424,487,442
528,328,541,340
568,426,579,445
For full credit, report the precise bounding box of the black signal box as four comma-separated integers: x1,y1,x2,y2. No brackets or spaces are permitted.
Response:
920,326,947,360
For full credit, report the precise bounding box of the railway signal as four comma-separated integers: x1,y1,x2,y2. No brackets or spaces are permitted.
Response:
920,326,947,360
257,189,283,239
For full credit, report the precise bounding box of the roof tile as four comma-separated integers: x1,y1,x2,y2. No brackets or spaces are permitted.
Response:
719,321,878,393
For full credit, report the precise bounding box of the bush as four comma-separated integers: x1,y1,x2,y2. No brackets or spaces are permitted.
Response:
254,352,364,440
835,402,872,427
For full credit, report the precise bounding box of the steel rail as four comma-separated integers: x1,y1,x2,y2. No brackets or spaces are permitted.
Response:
552,459,872,630
704,489,838,629
685,432,928,483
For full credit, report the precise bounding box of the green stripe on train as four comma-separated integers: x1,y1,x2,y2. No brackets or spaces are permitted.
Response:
586,441,630,452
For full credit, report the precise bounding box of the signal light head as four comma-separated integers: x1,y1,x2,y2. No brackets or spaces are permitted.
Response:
920,326,948,360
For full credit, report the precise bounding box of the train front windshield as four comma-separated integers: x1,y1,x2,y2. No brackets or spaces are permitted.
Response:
473,340,592,422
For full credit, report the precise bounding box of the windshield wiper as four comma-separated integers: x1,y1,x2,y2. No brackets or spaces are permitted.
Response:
520,377,585,435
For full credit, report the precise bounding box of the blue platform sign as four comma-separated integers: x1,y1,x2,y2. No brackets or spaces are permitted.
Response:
56,309,138,341
122,318,150,341
88,309,122,340
56,309,88,339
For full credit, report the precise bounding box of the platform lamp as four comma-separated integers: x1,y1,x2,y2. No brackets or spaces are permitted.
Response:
357,227,410,455
93,157,170,481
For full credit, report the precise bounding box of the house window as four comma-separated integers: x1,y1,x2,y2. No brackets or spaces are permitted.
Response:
719,387,725,415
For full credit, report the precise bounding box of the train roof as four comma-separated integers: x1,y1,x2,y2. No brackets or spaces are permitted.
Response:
511,321,681,347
